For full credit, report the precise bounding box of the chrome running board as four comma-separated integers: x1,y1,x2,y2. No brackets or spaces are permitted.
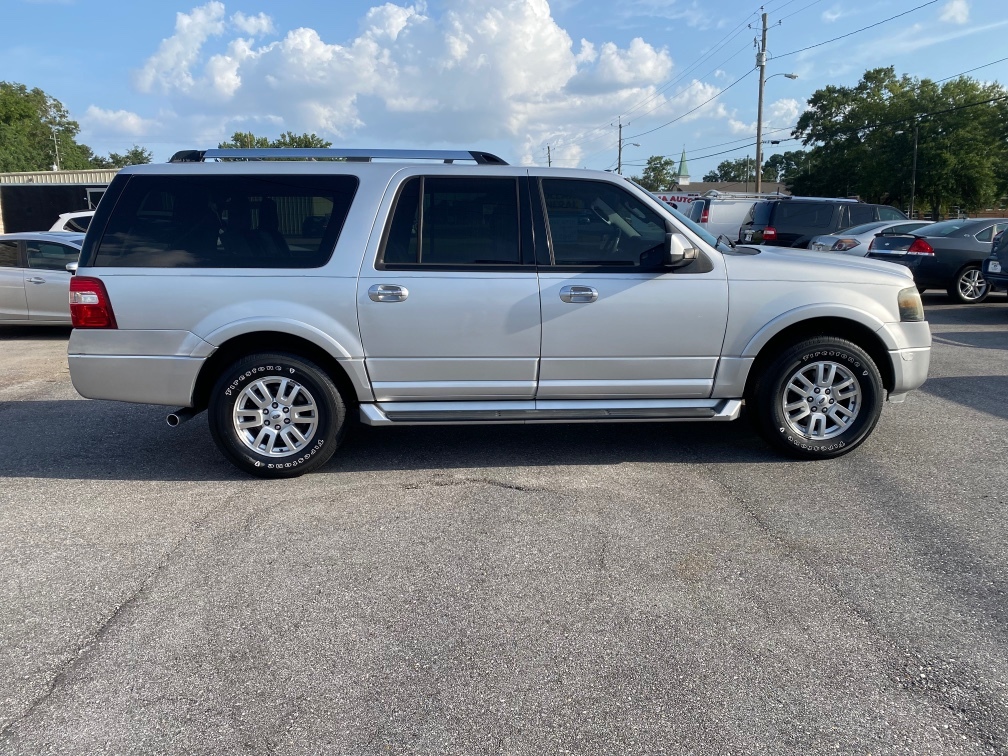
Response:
359,399,742,426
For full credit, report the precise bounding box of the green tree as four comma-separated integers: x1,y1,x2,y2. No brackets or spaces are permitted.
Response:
761,150,807,184
630,155,677,191
0,81,154,172
92,145,154,169
218,131,332,149
0,81,86,171
702,157,756,183
791,67,1008,217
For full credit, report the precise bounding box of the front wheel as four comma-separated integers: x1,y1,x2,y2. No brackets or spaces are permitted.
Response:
750,337,884,459
208,352,346,478
948,265,989,303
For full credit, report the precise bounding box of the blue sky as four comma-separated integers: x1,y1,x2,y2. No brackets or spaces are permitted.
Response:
5,0,1007,178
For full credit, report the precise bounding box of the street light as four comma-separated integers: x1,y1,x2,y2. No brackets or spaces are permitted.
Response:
755,70,798,193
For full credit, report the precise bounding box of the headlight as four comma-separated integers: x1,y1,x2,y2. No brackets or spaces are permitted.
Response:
898,286,924,322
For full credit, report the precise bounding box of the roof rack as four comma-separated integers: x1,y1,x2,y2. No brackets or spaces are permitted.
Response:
702,190,789,199
168,148,509,165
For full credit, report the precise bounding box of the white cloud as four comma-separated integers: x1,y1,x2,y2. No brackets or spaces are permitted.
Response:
118,1,768,165
134,2,227,94
727,98,802,136
231,11,275,36
939,0,970,24
81,106,157,136
822,6,843,23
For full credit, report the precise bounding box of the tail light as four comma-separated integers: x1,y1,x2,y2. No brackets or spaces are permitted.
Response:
70,276,118,328
868,237,876,251
762,226,777,241
700,206,709,223
906,238,934,255
830,238,859,251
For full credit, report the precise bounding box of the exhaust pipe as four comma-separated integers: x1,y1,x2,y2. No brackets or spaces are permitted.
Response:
166,407,201,427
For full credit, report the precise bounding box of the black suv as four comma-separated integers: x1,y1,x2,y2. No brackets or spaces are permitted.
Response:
739,197,907,247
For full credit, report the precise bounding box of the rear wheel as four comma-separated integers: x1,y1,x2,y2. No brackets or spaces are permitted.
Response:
750,337,884,459
208,352,346,478
948,265,989,303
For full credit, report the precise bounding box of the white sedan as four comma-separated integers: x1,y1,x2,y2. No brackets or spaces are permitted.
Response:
0,232,84,325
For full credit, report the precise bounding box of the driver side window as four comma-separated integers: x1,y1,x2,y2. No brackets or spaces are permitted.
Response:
540,179,667,268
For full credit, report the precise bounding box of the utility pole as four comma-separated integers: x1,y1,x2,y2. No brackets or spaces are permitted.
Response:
547,144,552,167
754,12,768,194
617,119,623,175
909,121,918,218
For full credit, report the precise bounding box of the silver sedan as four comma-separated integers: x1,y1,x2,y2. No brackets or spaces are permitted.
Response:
809,220,932,256
0,232,84,325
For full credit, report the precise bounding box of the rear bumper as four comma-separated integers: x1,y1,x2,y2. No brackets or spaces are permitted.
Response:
981,258,1008,289
69,354,203,406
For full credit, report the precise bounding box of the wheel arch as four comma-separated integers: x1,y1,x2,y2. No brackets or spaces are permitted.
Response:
742,317,895,398
192,331,365,412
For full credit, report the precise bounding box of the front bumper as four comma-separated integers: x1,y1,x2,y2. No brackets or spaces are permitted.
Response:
879,320,931,400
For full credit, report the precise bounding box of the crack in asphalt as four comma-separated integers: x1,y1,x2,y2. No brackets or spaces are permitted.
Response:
0,505,221,740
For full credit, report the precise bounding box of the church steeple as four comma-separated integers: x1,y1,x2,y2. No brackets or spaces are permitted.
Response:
675,147,690,186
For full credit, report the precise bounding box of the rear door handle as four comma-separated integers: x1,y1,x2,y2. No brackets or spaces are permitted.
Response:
368,284,409,303
26,277,46,284
559,285,598,303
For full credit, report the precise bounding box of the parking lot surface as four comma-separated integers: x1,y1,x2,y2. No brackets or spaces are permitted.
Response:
1,294,1006,755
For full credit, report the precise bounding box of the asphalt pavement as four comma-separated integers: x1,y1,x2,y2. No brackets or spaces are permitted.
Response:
0,294,1006,755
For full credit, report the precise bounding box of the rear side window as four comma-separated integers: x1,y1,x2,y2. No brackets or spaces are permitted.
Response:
380,177,521,267
847,205,875,226
92,174,358,268
688,200,706,222
745,202,773,226
877,205,905,221
0,241,18,267
774,202,833,228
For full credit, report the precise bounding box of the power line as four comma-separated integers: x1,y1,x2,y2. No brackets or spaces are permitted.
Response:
627,68,757,140
777,0,939,58
936,55,1008,83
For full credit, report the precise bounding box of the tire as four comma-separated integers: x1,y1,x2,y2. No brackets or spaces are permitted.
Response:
947,265,989,303
208,352,346,478
749,337,884,460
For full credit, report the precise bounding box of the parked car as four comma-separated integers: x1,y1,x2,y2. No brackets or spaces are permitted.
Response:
867,218,1008,303
49,210,96,233
67,147,931,478
687,192,759,241
739,197,907,247
981,230,1008,296
809,220,933,256
0,232,83,324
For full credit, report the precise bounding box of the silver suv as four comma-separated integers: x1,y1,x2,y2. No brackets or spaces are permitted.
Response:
68,148,931,478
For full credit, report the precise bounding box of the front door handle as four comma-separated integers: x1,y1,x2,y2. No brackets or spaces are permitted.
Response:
26,276,47,284
368,284,409,303
559,285,598,303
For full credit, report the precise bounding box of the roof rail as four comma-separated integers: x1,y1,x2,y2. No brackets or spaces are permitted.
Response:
168,148,509,165
702,190,789,199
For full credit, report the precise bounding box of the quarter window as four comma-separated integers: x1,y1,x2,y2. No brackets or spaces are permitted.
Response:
541,179,667,268
381,177,521,267
93,175,357,268
975,226,996,242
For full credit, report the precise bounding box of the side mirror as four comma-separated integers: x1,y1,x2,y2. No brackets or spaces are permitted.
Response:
66,262,78,274
664,232,699,268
